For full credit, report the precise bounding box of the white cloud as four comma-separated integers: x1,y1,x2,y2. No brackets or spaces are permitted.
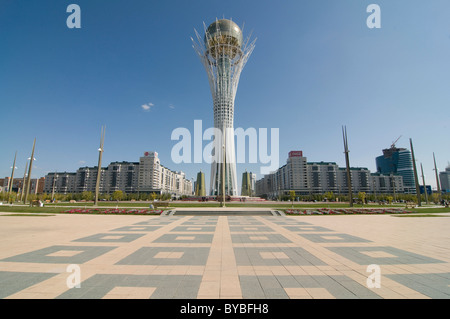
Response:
169,104,175,109
141,102,154,112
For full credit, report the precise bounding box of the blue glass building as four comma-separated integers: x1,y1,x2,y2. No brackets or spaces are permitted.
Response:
376,147,416,193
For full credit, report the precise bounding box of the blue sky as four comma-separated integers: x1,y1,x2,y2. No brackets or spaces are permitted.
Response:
1,0,449,190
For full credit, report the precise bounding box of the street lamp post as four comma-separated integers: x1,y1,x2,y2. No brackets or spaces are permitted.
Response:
420,163,429,205
433,152,441,203
410,138,421,207
391,173,396,202
23,138,36,205
20,160,29,202
8,151,17,204
342,126,353,207
94,126,105,207
51,171,58,202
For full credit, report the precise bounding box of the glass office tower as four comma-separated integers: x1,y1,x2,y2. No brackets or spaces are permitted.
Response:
376,147,416,193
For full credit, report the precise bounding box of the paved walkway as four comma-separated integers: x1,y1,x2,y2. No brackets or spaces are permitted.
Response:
0,210,449,299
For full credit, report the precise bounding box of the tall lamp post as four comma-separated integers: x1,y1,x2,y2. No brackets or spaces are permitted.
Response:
20,159,29,202
410,138,421,207
94,126,105,207
23,138,36,205
51,171,58,202
433,152,441,203
8,151,17,204
342,126,353,207
420,163,429,205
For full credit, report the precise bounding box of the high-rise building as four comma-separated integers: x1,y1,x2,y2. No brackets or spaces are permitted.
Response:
255,151,404,198
43,172,76,194
193,19,256,196
308,161,339,194
286,151,309,194
195,171,206,196
43,151,193,197
76,166,107,194
106,161,139,194
440,164,450,193
369,173,404,194
376,146,416,193
241,171,252,196
138,151,192,196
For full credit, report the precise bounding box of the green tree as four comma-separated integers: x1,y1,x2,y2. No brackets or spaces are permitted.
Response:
112,190,124,201
127,193,138,201
324,192,335,202
386,196,393,205
81,191,93,201
289,190,296,207
7,191,17,204
431,193,440,204
358,192,366,206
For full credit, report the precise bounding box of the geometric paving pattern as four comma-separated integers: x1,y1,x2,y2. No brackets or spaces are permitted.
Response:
326,246,445,265
234,246,326,266
297,233,372,243
231,233,292,244
239,274,382,299
73,233,146,243
0,271,58,299
1,212,449,299
0,245,117,264
116,247,211,265
56,274,202,299
385,273,450,298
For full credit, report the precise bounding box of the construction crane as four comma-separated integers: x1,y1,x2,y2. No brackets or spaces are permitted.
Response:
391,135,402,149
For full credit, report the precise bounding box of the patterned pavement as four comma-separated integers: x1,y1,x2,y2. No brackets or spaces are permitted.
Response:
0,211,449,299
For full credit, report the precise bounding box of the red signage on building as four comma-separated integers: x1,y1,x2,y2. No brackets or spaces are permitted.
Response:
289,151,303,157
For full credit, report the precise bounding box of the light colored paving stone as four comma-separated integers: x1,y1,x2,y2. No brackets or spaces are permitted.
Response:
0,212,449,299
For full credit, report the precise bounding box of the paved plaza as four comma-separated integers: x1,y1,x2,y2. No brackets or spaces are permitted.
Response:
0,209,449,299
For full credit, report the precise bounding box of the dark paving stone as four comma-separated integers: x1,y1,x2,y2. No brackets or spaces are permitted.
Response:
1,245,117,264
0,271,58,298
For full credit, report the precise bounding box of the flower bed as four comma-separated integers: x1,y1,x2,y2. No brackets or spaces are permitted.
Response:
61,208,164,215
284,208,412,215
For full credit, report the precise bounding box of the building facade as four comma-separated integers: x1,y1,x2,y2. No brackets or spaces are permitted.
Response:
336,167,371,195
376,146,416,193
241,171,252,196
107,161,139,194
440,165,450,193
1,177,44,195
43,172,76,194
195,171,206,196
76,166,107,194
255,151,405,198
43,151,193,197
370,173,404,194
138,151,192,196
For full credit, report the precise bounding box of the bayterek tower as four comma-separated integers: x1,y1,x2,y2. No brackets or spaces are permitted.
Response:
192,19,255,196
